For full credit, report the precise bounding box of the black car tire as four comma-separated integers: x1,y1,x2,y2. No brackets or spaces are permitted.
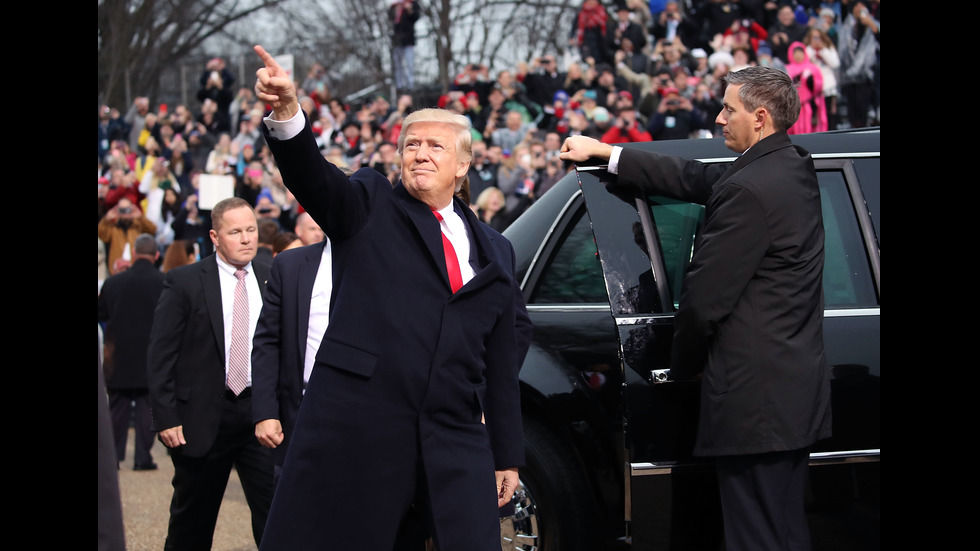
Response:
519,417,602,551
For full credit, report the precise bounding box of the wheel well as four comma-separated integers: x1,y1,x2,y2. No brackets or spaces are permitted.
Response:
520,384,625,545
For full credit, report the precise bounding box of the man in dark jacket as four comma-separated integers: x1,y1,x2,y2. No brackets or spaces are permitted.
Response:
561,66,832,551
767,4,808,64
98,233,165,471
390,0,420,91
147,198,274,549
253,45,531,551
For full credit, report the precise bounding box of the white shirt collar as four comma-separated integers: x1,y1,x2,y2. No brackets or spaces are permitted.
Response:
215,254,252,276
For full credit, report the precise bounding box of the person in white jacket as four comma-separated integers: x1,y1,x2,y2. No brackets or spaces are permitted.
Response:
804,26,841,131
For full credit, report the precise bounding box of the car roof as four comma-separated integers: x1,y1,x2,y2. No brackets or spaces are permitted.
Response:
616,127,880,161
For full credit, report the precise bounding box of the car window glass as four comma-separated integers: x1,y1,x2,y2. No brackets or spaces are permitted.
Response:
818,170,878,308
646,169,877,309
647,198,704,310
532,211,607,304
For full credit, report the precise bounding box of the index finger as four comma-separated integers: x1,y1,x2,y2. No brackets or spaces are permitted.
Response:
253,45,281,72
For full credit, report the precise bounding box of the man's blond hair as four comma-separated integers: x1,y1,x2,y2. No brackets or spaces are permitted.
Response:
397,108,473,164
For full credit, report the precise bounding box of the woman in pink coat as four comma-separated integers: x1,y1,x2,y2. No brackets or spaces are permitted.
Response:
785,41,824,134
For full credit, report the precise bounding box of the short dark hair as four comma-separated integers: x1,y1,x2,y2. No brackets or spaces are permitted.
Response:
272,232,301,253
723,66,801,132
134,233,158,256
258,218,280,245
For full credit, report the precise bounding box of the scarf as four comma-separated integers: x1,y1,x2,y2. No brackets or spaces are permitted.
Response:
576,4,608,44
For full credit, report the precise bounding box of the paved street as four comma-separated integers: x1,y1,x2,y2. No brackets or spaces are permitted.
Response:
114,429,528,551
116,427,258,551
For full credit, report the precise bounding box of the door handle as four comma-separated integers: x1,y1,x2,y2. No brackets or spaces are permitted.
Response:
650,369,671,384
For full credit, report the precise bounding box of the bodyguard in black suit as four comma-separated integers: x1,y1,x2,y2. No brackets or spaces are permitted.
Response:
98,233,164,470
147,197,275,550
251,238,331,472
561,66,832,551
253,46,531,551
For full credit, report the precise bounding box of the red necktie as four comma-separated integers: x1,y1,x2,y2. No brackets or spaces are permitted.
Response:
433,211,463,293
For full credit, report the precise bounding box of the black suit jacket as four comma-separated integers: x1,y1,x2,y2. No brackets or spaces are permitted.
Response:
251,240,329,466
146,253,270,457
98,258,165,390
260,116,531,547
618,131,832,456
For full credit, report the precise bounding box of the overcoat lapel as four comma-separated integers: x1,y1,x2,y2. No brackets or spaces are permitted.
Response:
393,184,456,291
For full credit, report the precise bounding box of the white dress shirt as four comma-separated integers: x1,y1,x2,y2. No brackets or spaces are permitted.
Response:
263,109,305,140
304,241,333,391
434,203,475,286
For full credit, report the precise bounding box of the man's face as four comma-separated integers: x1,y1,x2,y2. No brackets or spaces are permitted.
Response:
715,84,758,153
488,89,504,108
116,198,138,221
779,6,794,25
506,111,522,130
544,132,561,151
472,141,486,163
400,121,469,208
530,144,546,165
487,146,503,163
379,143,397,162
111,168,127,186
255,198,277,218
210,206,258,268
295,215,325,246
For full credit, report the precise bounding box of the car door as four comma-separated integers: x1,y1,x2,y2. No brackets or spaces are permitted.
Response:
577,149,880,549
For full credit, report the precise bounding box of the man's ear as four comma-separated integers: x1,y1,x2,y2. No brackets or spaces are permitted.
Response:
755,108,768,131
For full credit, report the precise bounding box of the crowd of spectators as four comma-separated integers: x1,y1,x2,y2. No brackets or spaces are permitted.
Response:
99,0,878,282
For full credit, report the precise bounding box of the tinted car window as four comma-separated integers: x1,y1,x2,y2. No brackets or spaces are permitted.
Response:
646,168,877,310
648,197,704,310
532,210,607,304
819,170,878,308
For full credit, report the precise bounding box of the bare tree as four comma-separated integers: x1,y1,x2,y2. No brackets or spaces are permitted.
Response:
98,0,285,108
281,0,393,102
414,0,579,92
449,0,578,73
280,0,579,99
98,0,585,112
